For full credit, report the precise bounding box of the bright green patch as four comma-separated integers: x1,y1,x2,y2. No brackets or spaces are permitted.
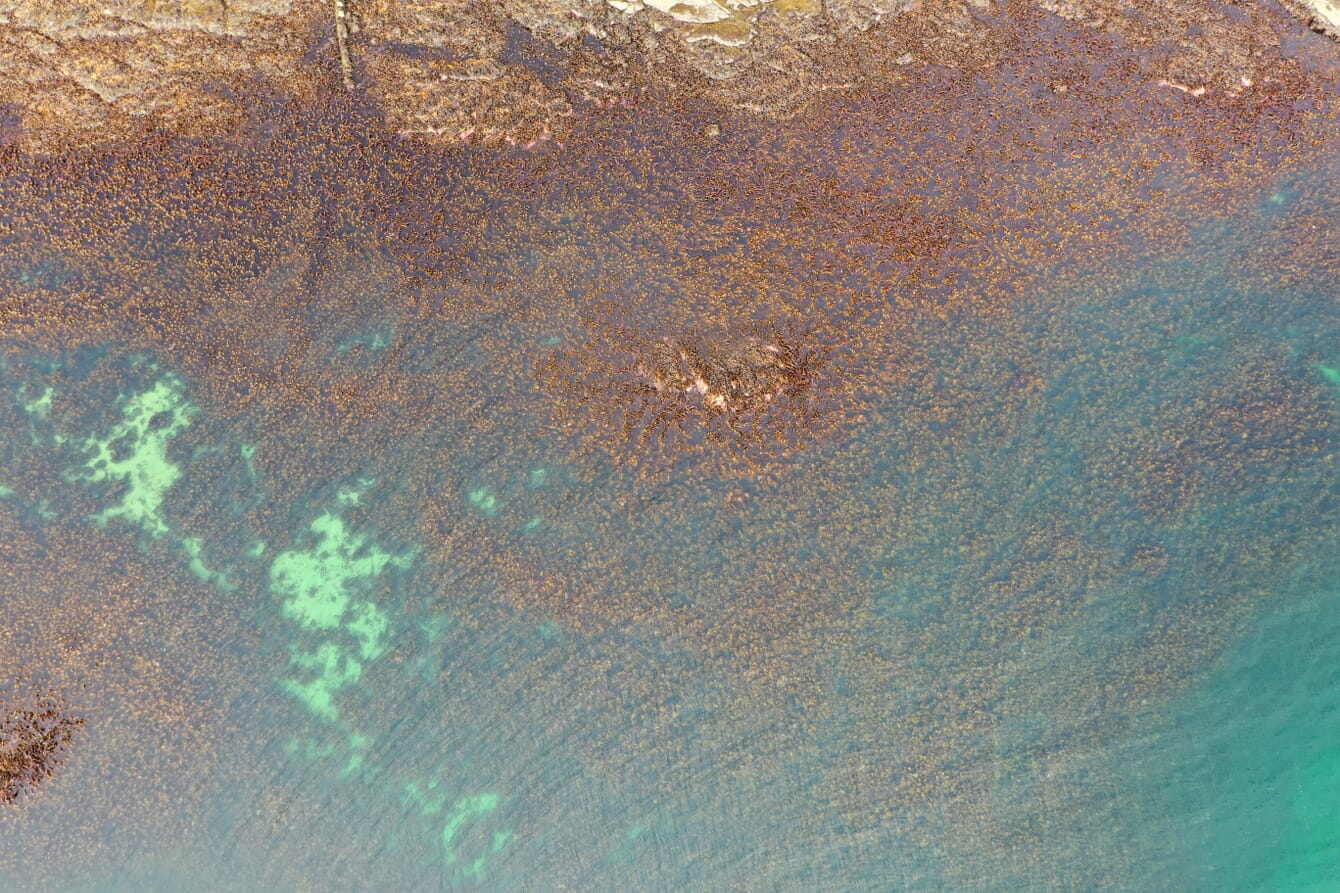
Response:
522,516,543,534
336,476,377,506
75,375,198,538
0,485,13,499
346,601,391,661
285,737,340,761
468,830,513,881
467,487,498,517
442,793,511,880
247,541,267,559
181,536,233,590
405,781,513,882
1264,188,1296,209
271,513,402,641
335,328,394,355
240,443,260,480
419,615,451,644
442,793,501,852
269,505,413,722
340,734,370,778
1319,364,1340,388
405,778,448,815
22,385,53,419
283,643,364,722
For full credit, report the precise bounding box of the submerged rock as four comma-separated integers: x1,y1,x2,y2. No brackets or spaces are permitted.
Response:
541,316,839,472
0,685,82,806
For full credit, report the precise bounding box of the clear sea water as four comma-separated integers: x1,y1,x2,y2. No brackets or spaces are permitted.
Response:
1,74,1338,892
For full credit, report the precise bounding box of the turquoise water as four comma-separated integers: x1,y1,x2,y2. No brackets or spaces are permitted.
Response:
1113,579,1340,891
1,102,1339,892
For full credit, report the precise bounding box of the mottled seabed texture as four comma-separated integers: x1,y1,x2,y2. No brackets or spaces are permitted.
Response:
1,13,1340,893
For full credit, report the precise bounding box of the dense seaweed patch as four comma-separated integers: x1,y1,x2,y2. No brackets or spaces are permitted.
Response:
541,312,844,472
0,683,81,806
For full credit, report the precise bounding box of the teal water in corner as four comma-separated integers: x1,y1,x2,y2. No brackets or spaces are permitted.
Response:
1074,207,1340,891
1122,580,1340,891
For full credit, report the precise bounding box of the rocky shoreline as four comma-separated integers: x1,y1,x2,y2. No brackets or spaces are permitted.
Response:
0,0,1337,155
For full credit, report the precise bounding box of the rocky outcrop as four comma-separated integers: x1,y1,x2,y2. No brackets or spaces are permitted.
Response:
0,0,1335,154
0,1,327,153
1288,0,1340,37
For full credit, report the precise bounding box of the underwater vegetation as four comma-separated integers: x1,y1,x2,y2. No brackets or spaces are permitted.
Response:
0,4,1337,888
0,344,518,887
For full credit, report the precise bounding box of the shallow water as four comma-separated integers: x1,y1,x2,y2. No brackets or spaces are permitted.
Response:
1,31,1339,892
